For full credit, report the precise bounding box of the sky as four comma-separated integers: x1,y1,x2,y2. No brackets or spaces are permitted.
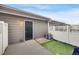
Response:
7,4,79,25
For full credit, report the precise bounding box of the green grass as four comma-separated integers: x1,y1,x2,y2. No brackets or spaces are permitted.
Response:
41,40,75,55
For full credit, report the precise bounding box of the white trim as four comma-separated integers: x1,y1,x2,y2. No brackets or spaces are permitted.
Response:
48,21,50,33
24,20,25,42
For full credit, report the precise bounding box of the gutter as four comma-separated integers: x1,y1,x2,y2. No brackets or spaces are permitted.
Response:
0,11,49,22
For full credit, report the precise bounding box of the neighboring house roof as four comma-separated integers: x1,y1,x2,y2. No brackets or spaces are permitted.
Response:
49,19,70,26
0,4,50,21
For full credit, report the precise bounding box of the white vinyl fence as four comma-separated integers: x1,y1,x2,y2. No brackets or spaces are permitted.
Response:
0,21,8,54
49,25,79,47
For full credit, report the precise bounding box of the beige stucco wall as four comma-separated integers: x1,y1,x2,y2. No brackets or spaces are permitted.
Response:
0,13,48,44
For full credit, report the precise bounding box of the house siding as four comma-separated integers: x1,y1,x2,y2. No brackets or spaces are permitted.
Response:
0,13,25,44
33,20,48,39
0,13,48,44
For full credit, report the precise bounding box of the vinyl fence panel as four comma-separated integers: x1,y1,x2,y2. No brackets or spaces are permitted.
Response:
69,32,79,47
52,26,69,43
0,21,8,54
0,21,4,54
2,23,8,54
49,25,79,47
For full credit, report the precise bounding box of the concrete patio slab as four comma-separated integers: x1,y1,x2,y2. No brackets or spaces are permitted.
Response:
4,40,53,55
35,38,50,44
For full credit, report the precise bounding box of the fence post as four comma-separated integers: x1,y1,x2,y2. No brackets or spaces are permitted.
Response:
67,25,70,43
53,26,55,31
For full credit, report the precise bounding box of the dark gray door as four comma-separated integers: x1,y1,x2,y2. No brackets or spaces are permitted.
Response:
25,21,33,40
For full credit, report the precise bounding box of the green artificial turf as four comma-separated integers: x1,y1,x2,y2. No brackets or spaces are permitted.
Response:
41,40,75,55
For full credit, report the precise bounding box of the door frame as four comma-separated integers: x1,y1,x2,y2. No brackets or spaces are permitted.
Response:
24,20,33,41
